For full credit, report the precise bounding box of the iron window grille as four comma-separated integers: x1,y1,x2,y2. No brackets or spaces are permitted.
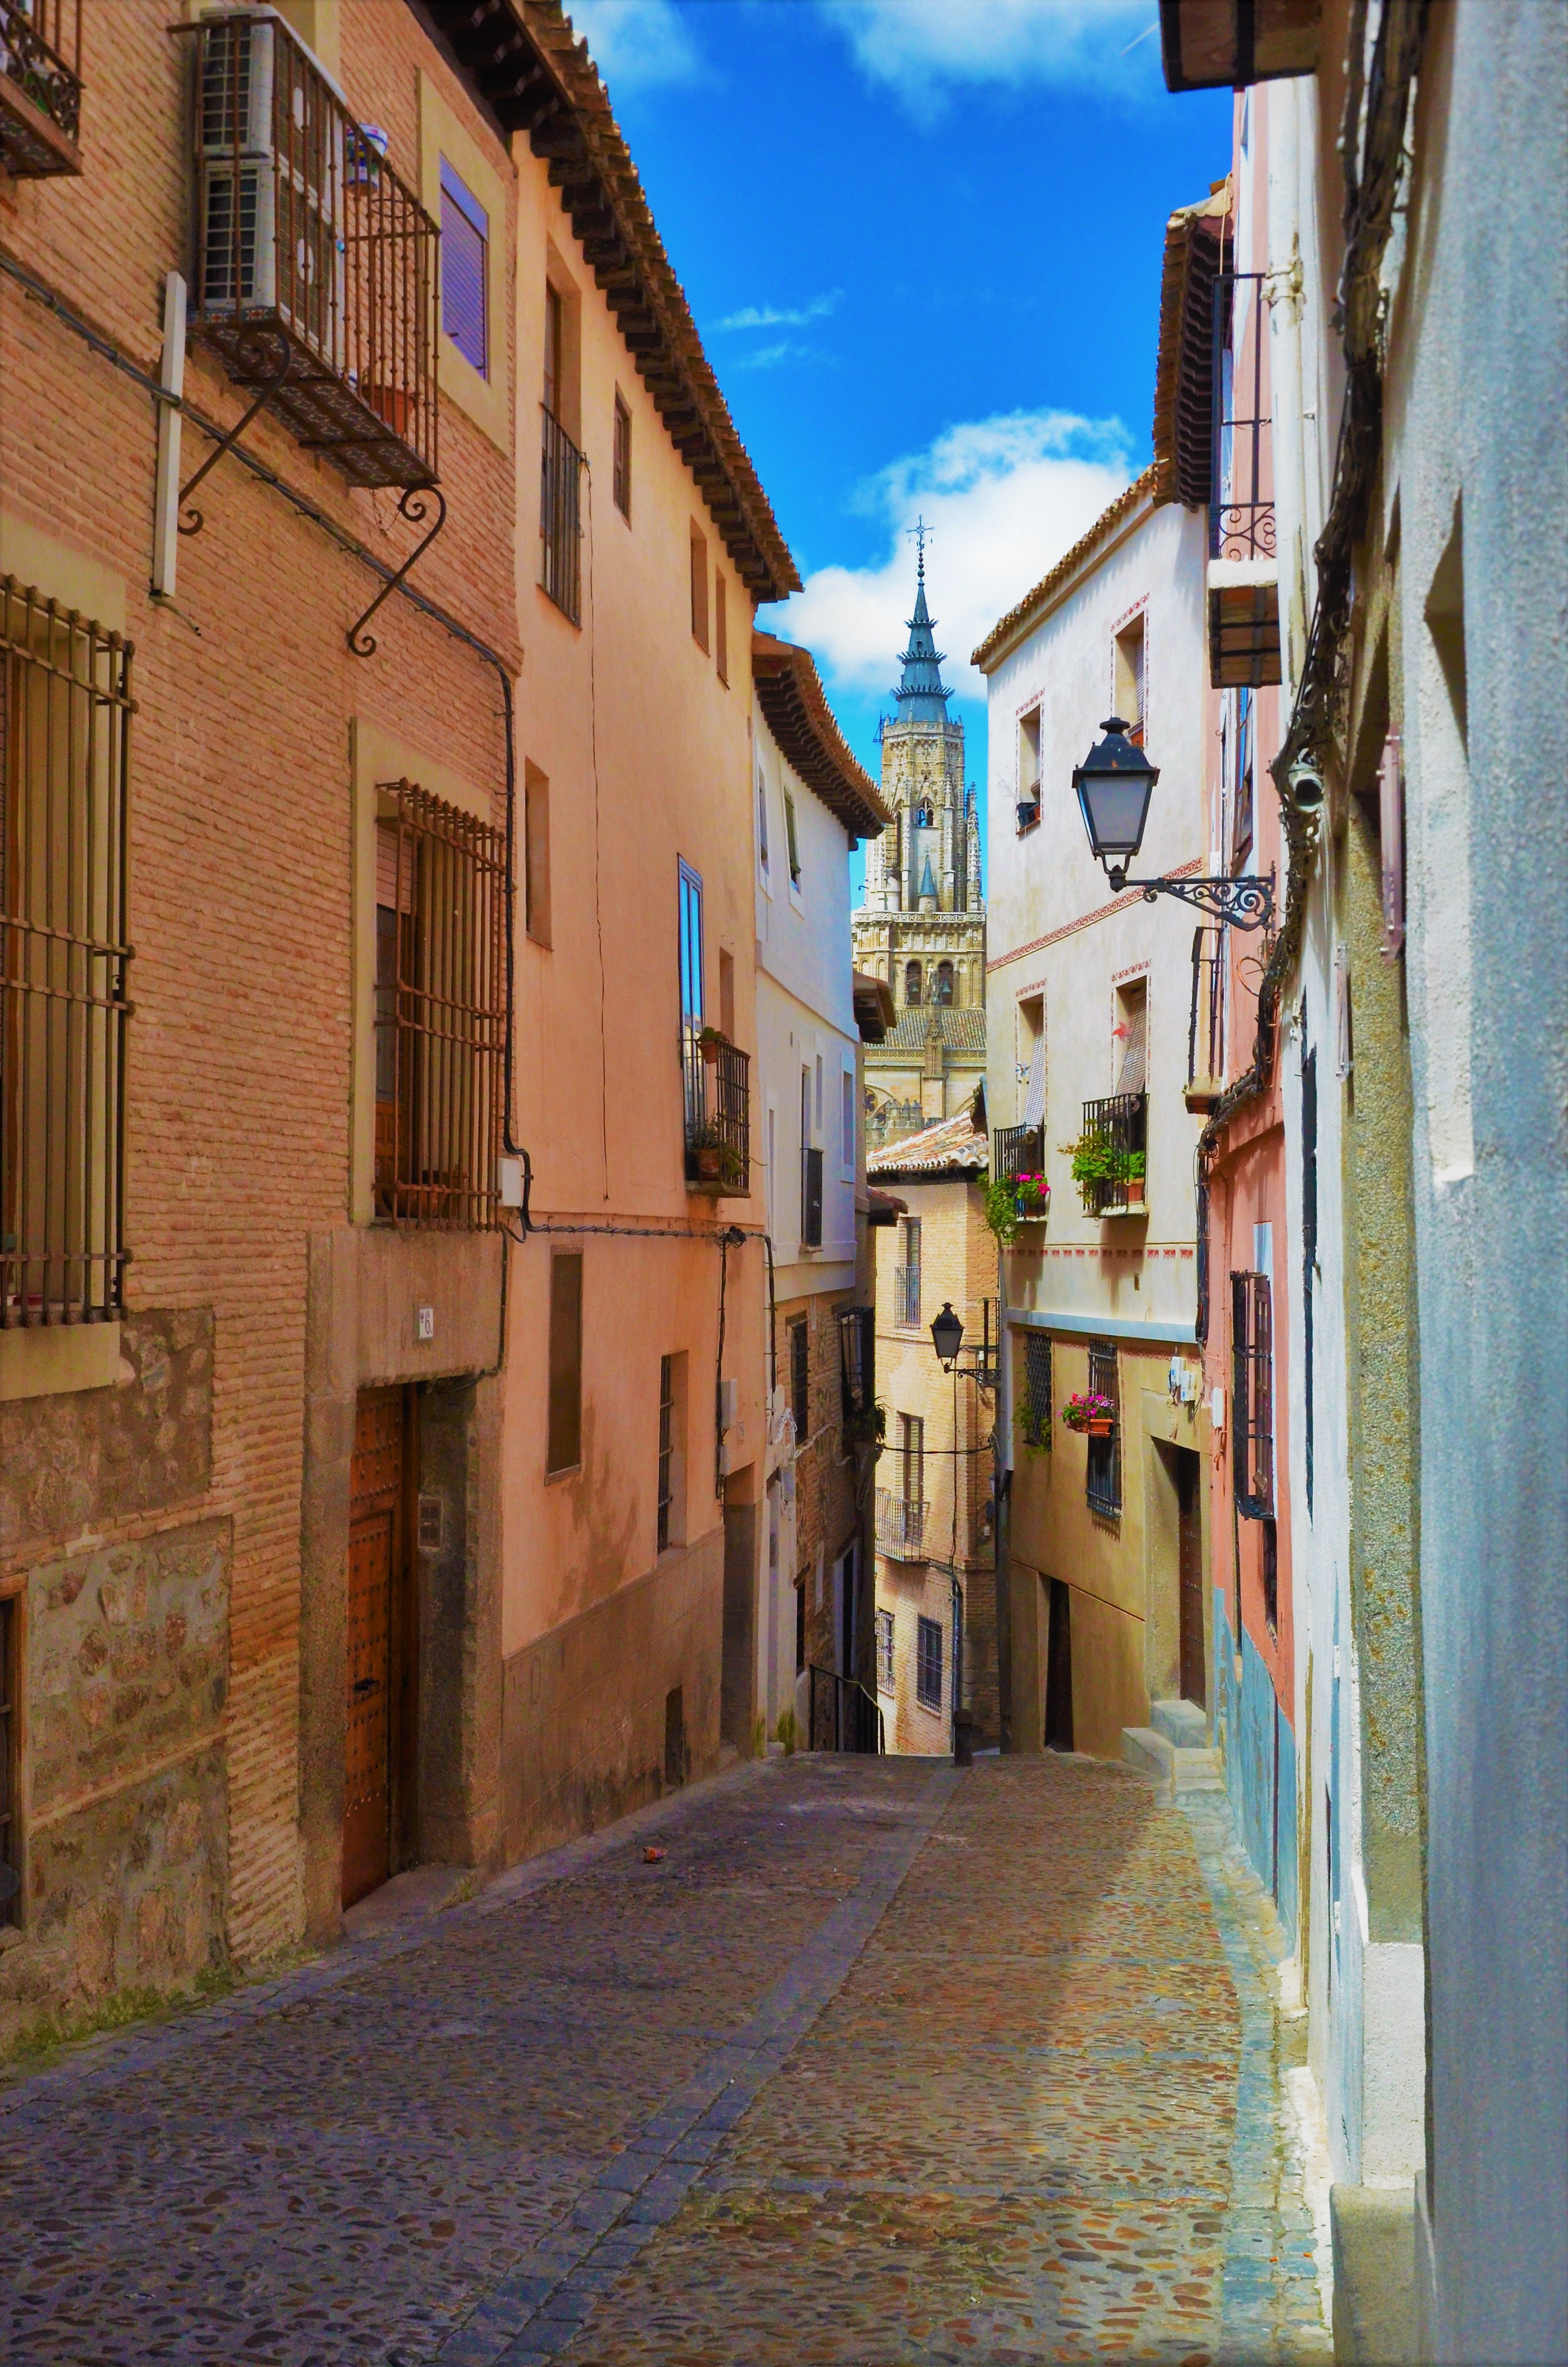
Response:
992,1123,1043,1187
801,1144,823,1247
789,1317,809,1444
1187,926,1225,1107
916,1614,943,1711
373,779,504,1231
1085,1341,1121,1518
1078,1090,1148,1218
1231,1269,1274,1518
837,1303,874,1425
1021,1331,1053,1452
540,402,584,622
183,11,438,489
1,578,133,1330
894,1217,920,1326
875,1605,894,1696
0,1592,16,1927
657,1353,673,1553
0,0,81,175
683,1034,750,1195
875,1488,926,1563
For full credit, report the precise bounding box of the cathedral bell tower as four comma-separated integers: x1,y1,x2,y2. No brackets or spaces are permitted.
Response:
852,537,987,1151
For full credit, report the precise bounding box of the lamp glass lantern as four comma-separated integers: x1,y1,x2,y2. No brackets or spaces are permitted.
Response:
1072,715,1159,888
930,1302,964,1368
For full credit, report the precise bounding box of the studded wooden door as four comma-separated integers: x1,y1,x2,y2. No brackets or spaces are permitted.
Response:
343,1387,403,1907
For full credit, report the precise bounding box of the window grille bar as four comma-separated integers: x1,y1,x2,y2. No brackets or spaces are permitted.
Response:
1187,926,1224,1095
182,11,438,489
1210,272,1275,563
1085,1341,1121,1518
1021,1331,1052,1452
540,402,584,623
1231,1269,1274,1517
875,1487,927,1561
683,1031,750,1195
1,577,133,1329
373,779,503,1231
1078,1090,1148,1218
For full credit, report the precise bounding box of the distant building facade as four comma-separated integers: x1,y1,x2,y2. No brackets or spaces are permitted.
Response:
852,551,986,1150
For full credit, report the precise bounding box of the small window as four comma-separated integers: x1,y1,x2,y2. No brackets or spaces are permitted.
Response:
898,1410,924,1506
1232,1269,1274,1519
841,1069,855,1167
690,525,709,652
875,1606,895,1695
543,282,562,419
757,767,770,876
934,960,955,1006
916,1614,943,1712
657,1351,687,1552
897,1217,921,1328
678,859,703,1133
1021,1332,1053,1452
547,1251,583,1475
1085,1341,1121,1518
719,947,735,1042
789,1317,809,1442
0,1593,16,1930
1114,976,1147,1095
525,763,551,947
714,570,728,685
1115,612,1146,742
784,791,801,889
440,159,489,377
814,1055,823,1132
904,960,922,1007
1018,707,1041,827
1232,686,1254,867
612,391,632,519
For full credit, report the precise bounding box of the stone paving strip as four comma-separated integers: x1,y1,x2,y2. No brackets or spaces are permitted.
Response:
0,1752,1330,2366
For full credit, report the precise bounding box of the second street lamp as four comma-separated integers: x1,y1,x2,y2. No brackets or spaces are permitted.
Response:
1072,715,1276,932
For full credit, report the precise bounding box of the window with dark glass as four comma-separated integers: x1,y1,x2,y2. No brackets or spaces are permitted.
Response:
905,960,922,1006
1021,1332,1053,1451
916,1614,943,1711
934,960,955,1006
547,1251,583,1475
0,1593,16,1929
875,1606,895,1695
789,1317,809,1443
440,158,488,377
657,1354,674,1552
1232,1269,1274,1519
1085,1341,1121,1518
612,390,632,519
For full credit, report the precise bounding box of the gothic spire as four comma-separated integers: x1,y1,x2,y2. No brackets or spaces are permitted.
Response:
893,532,951,722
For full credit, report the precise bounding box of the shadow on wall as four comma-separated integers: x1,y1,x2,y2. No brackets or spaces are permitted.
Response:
1214,1592,1298,1946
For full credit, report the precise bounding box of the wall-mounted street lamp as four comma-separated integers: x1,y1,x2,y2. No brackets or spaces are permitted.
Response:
1072,716,1275,932
930,1302,996,1387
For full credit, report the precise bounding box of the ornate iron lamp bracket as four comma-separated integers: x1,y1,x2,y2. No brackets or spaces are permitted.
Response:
347,485,448,659
178,333,293,538
1108,867,1277,932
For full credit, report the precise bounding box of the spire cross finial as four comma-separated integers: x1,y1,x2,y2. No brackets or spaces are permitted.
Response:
907,516,930,576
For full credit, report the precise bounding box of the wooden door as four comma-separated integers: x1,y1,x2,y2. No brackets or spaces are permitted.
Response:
1177,1446,1205,1710
343,1388,403,1908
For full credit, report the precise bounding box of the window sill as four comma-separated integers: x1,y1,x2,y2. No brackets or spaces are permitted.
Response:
544,1463,582,1486
0,1321,123,1404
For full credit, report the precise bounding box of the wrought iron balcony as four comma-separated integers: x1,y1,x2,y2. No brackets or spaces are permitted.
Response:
992,1123,1043,1187
1078,1090,1148,1219
1186,926,1224,1111
875,1490,927,1563
540,403,584,622
0,0,80,175
683,1032,750,1196
893,1264,920,1328
184,11,438,490
1209,270,1282,688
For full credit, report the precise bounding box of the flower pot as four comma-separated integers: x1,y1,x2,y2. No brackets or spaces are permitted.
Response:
1125,1179,1145,1209
695,1145,722,1180
701,1042,719,1066
1086,1417,1114,1437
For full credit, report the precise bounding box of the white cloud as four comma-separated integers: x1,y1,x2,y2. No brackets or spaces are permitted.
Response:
763,410,1134,702
729,339,835,372
717,293,843,332
568,0,703,95
816,0,1158,117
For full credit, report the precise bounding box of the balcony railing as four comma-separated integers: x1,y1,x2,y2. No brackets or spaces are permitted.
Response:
185,12,438,490
541,404,584,622
893,1264,920,1327
684,1033,750,1196
1186,927,1224,1111
1210,272,1274,562
801,1145,823,1247
992,1123,1043,1187
875,1490,927,1563
0,0,81,174
1078,1090,1147,1219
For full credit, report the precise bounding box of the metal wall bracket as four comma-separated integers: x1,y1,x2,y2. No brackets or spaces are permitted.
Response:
178,332,293,538
347,485,448,658
1109,867,1277,932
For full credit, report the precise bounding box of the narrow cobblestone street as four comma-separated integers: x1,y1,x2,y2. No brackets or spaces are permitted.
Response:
0,1756,1328,2366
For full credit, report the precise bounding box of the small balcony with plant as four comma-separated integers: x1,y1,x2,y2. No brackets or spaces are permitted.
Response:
0,0,81,176
684,1025,750,1197
987,1122,1048,1245
1062,1091,1147,1218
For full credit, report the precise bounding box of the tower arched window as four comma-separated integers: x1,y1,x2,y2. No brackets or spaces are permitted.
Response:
934,960,955,1006
916,803,934,827
905,960,922,1007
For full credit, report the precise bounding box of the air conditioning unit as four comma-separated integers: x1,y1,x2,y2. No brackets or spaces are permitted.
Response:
194,14,344,367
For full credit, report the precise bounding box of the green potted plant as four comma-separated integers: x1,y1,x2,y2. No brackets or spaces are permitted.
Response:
697,1024,727,1066
1060,1133,1117,1211
1124,1150,1146,1210
1062,1390,1115,1437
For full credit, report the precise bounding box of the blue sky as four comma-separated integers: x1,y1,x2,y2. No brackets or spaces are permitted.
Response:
572,0,1230,875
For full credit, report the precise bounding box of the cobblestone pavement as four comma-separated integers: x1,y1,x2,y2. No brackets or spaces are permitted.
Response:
0,1754,1330,2365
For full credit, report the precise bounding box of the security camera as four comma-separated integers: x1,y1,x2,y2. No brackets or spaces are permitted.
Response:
1287,754,1327,811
